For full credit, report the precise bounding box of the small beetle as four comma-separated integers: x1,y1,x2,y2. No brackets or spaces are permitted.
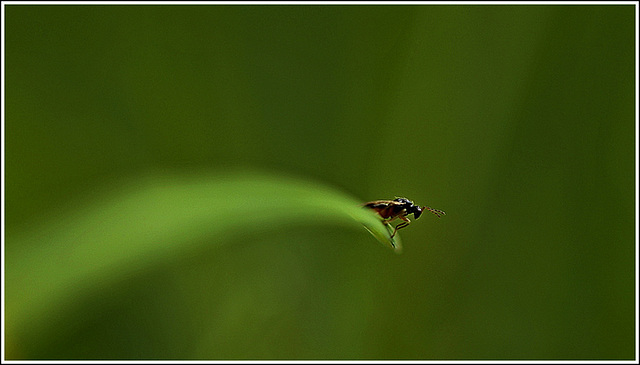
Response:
362,197,445,238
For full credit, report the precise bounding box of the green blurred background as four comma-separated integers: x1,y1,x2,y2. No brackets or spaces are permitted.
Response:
4,4,636,360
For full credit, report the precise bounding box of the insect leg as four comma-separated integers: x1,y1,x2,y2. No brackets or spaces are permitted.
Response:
390,216,411,238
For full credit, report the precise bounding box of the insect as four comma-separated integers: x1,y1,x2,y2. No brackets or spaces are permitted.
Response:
362,197,445,238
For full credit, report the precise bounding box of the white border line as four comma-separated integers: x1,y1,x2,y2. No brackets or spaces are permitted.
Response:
635,0,640,363
0,1,638,5
1,2,5,365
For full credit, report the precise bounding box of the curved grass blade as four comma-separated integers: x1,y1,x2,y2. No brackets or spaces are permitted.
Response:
4,170,398,354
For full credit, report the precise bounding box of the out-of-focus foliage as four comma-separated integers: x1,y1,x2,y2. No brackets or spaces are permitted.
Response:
4,4,635,360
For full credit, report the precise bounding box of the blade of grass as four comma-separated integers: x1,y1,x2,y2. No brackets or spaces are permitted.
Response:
5,169,399,353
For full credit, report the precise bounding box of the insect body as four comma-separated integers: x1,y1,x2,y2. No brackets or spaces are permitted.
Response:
363,197,445,238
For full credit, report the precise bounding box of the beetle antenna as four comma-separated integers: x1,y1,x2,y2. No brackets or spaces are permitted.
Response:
424,206,446,218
